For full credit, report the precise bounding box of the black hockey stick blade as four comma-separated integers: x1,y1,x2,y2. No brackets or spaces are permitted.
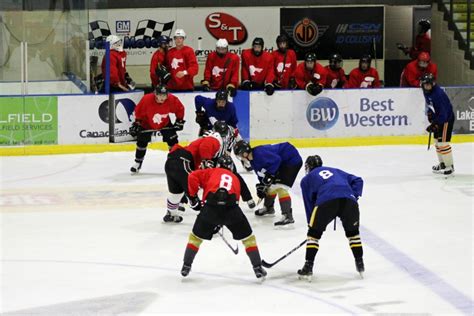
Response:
261,239,307,268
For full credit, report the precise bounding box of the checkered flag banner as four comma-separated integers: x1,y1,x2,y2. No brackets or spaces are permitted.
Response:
89,20,111,41
134,20,174,40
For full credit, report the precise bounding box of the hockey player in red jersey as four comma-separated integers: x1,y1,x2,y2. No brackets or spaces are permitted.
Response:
180,155,267,279
294,52,327,96
201,39,240,97
397,19,431,60
129,85,186,173
163,132,225,223
165,29,198,91
324,53,347,89
240,37,275,95
346,55,381,88
101,35,134,92
272,34,297,89
400,52,437,87
150,35,172,88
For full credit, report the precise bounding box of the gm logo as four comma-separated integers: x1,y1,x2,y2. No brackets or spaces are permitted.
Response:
116,20,130,33
98,98,136,123
306,97,339,130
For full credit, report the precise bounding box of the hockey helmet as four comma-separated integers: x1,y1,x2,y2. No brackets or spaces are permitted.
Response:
216,38,229,48
417,19,431,34
174,29,186,39
158,35,172,45
154,85,168,95
359,54,372,70
106,34,123,52
420,72,435,92
305,52,317,62
217,155,234,170
276,34,289,45
233,140,251,157
305,155,323,174
329,53,343,69
213,120,230,137
215,90,228,101
252,37,264,47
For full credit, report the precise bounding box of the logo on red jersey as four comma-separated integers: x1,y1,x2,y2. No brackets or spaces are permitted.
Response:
205,12,248,45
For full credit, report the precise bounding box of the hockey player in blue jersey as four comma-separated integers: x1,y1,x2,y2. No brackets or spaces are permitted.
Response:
234,140,303,226
298,155,365,279
195,90,238,136
421,73,455,175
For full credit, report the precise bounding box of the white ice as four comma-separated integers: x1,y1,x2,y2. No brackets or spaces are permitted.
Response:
1,143,473,315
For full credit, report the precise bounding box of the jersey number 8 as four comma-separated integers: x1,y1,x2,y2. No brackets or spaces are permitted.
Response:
319,170,333,180
219,174,233,191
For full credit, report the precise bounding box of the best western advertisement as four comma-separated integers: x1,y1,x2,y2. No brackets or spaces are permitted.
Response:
250,89,426,139
88,7,279,65
0,96,58,145
280,7,384,60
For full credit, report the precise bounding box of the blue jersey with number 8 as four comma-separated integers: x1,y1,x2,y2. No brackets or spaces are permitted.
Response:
300,166,364,222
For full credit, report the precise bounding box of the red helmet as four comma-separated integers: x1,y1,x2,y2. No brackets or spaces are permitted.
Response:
418,52,430,62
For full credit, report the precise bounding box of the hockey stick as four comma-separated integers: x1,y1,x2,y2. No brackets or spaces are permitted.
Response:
427,131,432,151
139,126,177,134
261,240,307,268
217,226,239,254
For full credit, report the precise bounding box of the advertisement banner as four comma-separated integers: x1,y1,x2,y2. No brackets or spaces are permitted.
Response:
444,87,474,134
88,7,280,65
250,88,426,139
280,7,384,60
0,96,58,145
112,91,144,143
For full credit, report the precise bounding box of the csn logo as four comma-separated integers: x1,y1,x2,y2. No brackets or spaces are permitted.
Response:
205,12,248,44
306,97,339,130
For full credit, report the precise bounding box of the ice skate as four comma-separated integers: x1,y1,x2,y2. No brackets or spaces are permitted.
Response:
274,212,294,226
442,165,454,176
355,257,365,278
163,211,183,223
181,263,191,277
432,162,446,174
254,206,275,216
253,265,267,280
297,260,313,281
130,161,142,174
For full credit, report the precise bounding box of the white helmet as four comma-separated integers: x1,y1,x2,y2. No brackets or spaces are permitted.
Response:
216,38,228,48
106,34,123,52
174,29,186,39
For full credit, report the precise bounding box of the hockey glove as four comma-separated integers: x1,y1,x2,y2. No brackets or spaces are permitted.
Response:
306,83,323,96
241,80,252,90
256,183,268,199
129,122,143,137
426,123,438,133
156,65,171,84
173,119,186,131
226,84,237,97
195,111,208,127
201,80,211,92
288,77,297,89
200,159,215,169
189,196,202,211
264,83,275,96
125,73,136,90
262,173,275,186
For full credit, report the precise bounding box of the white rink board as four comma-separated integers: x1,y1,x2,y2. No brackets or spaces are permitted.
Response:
250,88,427,139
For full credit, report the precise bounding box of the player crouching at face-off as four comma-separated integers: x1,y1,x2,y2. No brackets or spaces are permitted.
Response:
181,155,267,279
233,140,303,226
298,155,365,281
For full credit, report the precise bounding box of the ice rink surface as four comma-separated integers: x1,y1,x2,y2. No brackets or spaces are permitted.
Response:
1,143,473,315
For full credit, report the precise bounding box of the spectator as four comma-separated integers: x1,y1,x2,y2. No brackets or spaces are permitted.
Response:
397,19,431,60
240,37,275,96
346,55,381,88
294,52,327,96
166,29,199,91
400,52,437,87
272,34,297,89
201,39,240,97
150,35,172,88
324,53,347,89
101,34,134,92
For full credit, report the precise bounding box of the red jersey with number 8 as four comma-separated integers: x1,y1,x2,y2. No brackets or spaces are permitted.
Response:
188,168,241,202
